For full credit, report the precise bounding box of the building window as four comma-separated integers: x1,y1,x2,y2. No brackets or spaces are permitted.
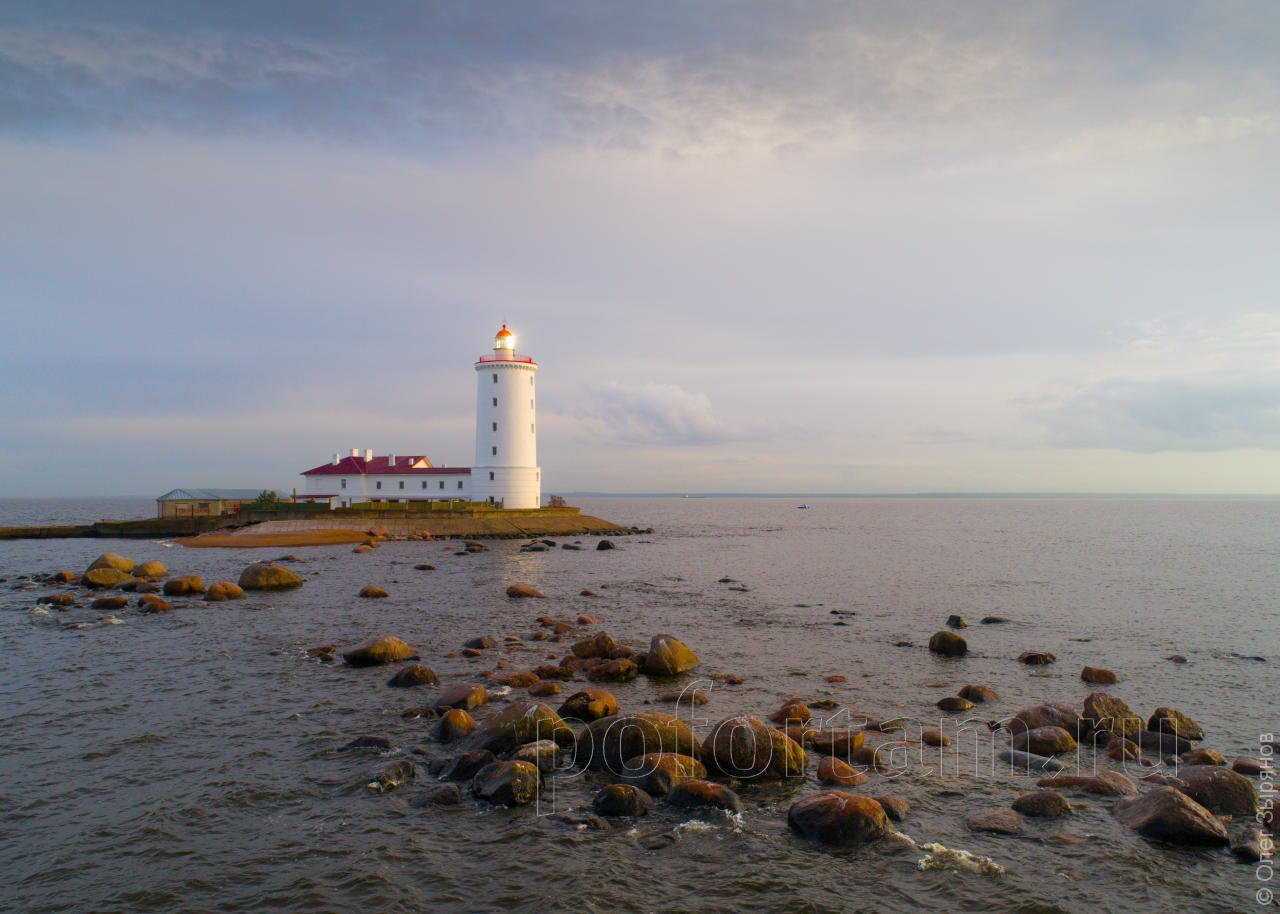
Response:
492,421,497,432
492,397,498,407
493,373,498,383
376,481,382,489
457,481,464,489
489,471,495,481
421,481,427,489
340,478,347,489
438,481,444,490
491,446,497,456
399,481,404,489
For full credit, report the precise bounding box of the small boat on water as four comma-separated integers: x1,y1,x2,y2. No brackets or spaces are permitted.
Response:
796,504,809,510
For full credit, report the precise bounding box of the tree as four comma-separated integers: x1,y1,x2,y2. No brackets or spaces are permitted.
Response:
547,495,567,507
254,490,279,506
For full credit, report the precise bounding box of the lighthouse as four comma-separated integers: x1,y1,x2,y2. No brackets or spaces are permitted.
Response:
471,323,541,508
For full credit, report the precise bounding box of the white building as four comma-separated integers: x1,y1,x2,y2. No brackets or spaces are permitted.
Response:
298,324,541,509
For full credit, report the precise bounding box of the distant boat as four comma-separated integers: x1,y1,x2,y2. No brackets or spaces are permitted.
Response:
796,504,809,510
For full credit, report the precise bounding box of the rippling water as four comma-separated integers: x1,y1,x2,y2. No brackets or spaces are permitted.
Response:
2,497,1276,913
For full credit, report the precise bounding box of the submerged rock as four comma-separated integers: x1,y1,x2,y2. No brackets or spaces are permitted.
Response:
1012,791,1071,818
945,615,967,629
788,791,891,846
1112,787,1228,845
387,664,439,688
587,659,639,683
506,584,545,599
1080,666,1119,684
343,636,417,667
1017,651,1056,665
997,749,1065,772
438,749,495,781
513,739,566,774
928,631,967,657
1011,726,1077,755
667,779,743,813
342,735,391,751
1036,771,1138,796
372,760,416,792
958,684,999,703
238,562,303,590
967,809,1023,835
619,752,706,795
936,696,975,713
593,783,652,817
472,760,541,806
359,585,389,599
818,755,869,787
91,595,128,610
204,581,245,601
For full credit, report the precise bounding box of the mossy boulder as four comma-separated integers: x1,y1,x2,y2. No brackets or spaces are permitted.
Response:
472,760,541,806
618,752,706,796
643,633,699,676
238,562,303,591
788,790,890,846
574,711,699,773
163,575,205,596
928,631,967,657
342,636,417,667
87,552,134,575
467,700,574,755
702,714,806,780
82,567,131,589
204,581,245,601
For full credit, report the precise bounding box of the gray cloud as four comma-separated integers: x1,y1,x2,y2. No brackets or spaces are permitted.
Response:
576,381,741,446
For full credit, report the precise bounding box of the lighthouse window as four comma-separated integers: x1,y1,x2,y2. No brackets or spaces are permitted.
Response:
492,397,498,407
489,471,495,481
492,422,497,432
491,446,497,456
531,423,535,433
530,399,534,408
376,481,382,490
493,374,498,383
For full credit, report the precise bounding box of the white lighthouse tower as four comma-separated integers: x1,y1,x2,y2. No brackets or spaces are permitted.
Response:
471,323,540,508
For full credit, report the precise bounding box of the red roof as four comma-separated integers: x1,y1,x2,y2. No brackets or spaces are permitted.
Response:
302,456,472,476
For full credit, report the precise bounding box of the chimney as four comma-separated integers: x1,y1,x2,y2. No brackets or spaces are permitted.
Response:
389,453,396,466
364,448,373,461
333,452,340,466
350,448,359,458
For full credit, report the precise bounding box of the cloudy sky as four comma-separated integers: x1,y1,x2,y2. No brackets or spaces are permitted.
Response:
2,1,1278,495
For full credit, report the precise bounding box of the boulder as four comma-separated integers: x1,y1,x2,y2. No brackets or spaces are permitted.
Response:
1112,787,1228,845
353,545,373,554
359,585,389,599
1012,791,1071,817
769,699,812,726
945,614,967,628
667,779,743,813
1018,651,1056,665
659,689,711,706
82,567,131,589
1231,827,1266,862
1107,738,1141,761
874,796,909,822
577,613,599,624
1081,666,1118,685
958,684,998,703
998,748,1065,772
1007,703,1081,736
1233,757,1264,777
596,539,615,550
1148,707,1205,742
163,575,205,596
135,560,167,578
967,809,1024,835
238,562,303,591
928,631,967,657
367,524,391,538
702,715,806,781
387,664,439,688
586,659,638,683
1180,747,1226,766
571,631,618,659
528,680,562,697
472,760,541,806
468,700,574,754
937,696,975,713
818,755,869,787
574,712,699,772
788,791,891,846
558,689,619,722
433,682,488,711
980,616,1010,624
506,584,545,599
1036,771,1139,796
619,752,707,795
436,709,478,742
138,594,171,613
643,633,700,676
464,636,498,650
87,552,134,574
1080,692,1143,741
921,728,952,747
372,760,416,792
1010,726,1077,755
342,735,391,751
1134,729,1193,756
593,783,653,817
489,670,539,687
343,636,417,667
1175,765,1258,816
204,581,245,601
91,595,128,610
513,739,566,773
438,749,495,781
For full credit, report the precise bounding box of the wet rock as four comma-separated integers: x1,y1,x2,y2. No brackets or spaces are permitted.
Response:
414,564,436,571
1231,827,1266,862
506,584,545,599
468,700,574,754
353,545,373,554
88,552,134,574
825,674,848,684
372,760,415,791
1036,771,1139,796
464,636,498,650
937,696,975,713
1134,729,1192,756
40,593,77,607
769,699,813,725
558,688,619,722
619,752,707,795
967,809,1024,835
135,560,167,578
490,670,540,687
472,760,541,806
1233,757,1264,776
667,779,743,813
368,524,391,538
419,784,464,806
342,735,391,751
921,728,952,747
436,709,478,742
643,633,700,676
571,631,617,659
658,689,710,706
574,712,699,773
513,739,566,773
1180,747,1226,766
587,658,639,683
703,715,806,781
1080,666,1118,684
1166,654,1188,663
928,631,967,657
1012,791,1071,817
1017,651,1056,665
1107,738,1141,761
980,616,1010,624
1080,692,1143,741
204,581,245,601
958,684,998,703
1175,765,1258,816
119,577,146,591
305,644,335,658
1007,703,1082,736
399,706,437,719
596,539,615,550
343,636,418,667
579,589,598,597
1011,726,1078,755
91,595,128,609
50,571,76,583
577,614,600,624
594,783,652,817
82,567,131,588
998,749,1065,772
528,680,562,697
1112,787,1228,845
808,699,840,710
238,562,303,590
818,755,869,787
788,791,891,846
359,585,389,599
1147,707,1205,742
427,684,487,715
944,614,968,629
163,575,205,596
387,664,439,688
439,749,495,780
